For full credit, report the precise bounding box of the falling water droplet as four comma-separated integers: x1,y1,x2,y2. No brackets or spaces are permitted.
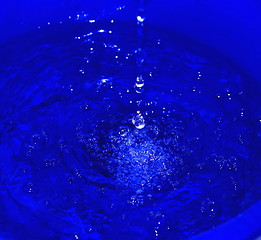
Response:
137,14,145,23
135,85,144,94
135,75,145,88
132,111,145,129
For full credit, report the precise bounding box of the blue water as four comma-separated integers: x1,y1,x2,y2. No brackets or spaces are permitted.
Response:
0,13,260,240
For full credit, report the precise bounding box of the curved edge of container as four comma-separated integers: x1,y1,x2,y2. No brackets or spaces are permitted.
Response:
190,200,261,240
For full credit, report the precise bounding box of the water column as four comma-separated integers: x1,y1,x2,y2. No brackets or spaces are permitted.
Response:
132,0,146,129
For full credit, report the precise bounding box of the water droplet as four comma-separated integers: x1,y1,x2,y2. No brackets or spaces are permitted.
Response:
132,112,145,129
137,15,145,23
135,85,144,94
135,75,144,88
